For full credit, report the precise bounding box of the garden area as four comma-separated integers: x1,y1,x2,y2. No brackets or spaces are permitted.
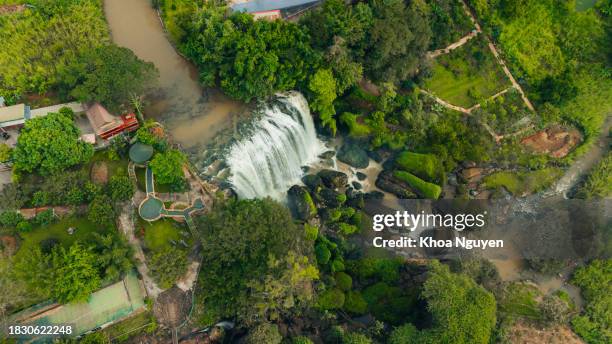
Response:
423,37,511,108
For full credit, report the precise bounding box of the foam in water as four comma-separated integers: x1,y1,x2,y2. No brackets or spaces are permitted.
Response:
227,92,325,200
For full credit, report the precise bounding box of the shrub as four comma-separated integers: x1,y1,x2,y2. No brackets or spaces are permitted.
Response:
331,259,345,273
304,223,319,241
340,112,372,137
0,211,24,227
388,323,419,344
32,209,55,227
246,323,282,344
338,222,358,236
343,332,372,344
351,258,403,284
540,294,572,325
315,243,332,265
335,272,353,291
149,246,188,289
318,288,345,310
393,171,441,199
88,195,116,228
16,221,32,232
395,151,443,183
344,291,368,315
108,175,134,201
292,336,314,344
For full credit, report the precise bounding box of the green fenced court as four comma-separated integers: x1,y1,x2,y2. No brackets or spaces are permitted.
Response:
9,271,146,341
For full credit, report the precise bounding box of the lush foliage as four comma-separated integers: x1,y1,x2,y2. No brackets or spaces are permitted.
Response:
571,259,612,344
0,0,109,102
575,153,612,199
12,108,93,176
59,44,158,112
393,171,442,199
149,246,188,289
149,149,186,186
195,198,318,325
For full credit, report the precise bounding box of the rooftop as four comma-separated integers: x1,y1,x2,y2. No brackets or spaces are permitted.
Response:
231,0,319,13
0,104,26,124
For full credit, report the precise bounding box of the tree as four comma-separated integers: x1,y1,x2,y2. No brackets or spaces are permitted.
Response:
326,37,364,94
0,258,28,319
149,149,186,186
148,246,188,289
182,5,319,101
49,243,101,303
108,175,134,201
246,323,282,344
388,323,419,344
59,44,158,113
12,108,93,176
89,233,134,282
309,69,338,135
196,198,318,324
363,0,431,83
88,195,116,228
418,261,497,344
0,143,11,163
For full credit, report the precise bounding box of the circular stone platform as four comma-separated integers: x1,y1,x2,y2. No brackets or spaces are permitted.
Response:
139,197,164,221
129,143,154,164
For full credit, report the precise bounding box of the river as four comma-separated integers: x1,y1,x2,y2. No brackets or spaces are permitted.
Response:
104,0,246,148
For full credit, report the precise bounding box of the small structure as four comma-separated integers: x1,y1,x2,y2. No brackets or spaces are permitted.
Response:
86,103,139,140
230,0,320,19
129,143,154,166
0,103,29,129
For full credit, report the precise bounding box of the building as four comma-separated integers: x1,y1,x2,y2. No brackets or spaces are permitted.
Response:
230,0,320,20
0,103,30,129
85,103,139,140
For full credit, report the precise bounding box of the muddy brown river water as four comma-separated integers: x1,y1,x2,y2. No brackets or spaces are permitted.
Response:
104,0,246,148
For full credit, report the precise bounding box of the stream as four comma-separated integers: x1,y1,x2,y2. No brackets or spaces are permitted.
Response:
104,0,246,148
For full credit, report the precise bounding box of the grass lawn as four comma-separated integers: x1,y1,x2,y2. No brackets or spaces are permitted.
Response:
103,310,156,342
138,218,186,252
483,168,562,196
499,282,543,320
424,37,510,108
16,216,111,259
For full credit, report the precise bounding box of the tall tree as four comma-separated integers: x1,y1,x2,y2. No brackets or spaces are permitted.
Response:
12,108,93,176
363,0,431,83
309,69,338,135
59,44,158,112
196,198,318,325
149,149,186,186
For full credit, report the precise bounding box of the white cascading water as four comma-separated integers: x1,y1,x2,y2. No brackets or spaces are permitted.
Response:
227,92,325,200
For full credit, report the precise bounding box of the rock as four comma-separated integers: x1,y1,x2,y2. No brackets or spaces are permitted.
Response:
337,142,369,169
318,169,348,189
475,190,492,200
461,168,483,182
375,170,418,199
364,191,385,200
319,150,336,159
352,181,363,190
301,166,310,173
302,174,323,190
318,187,343,208
368,148,391,163
287,185,316,221
356,172,367,181
462,160,477,168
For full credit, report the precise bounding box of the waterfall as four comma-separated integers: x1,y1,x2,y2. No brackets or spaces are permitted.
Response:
227,92,325,200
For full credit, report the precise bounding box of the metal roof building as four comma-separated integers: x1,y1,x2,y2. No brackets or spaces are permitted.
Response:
231,0,320,19
0,104,29,128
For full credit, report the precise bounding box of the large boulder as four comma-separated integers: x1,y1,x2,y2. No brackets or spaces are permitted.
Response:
337,142,369,169
287,185,316,221
375,170,417,199
318,169,348,189
317,187,343,208
302,174,324,190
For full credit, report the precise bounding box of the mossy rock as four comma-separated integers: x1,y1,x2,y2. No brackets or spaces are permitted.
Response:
288,185,316,221
337,142,369,169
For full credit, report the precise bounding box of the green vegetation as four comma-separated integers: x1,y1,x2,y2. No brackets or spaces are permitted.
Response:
575,152,612,199
309,68,338,135
424,37,510,108
498,282,543,320
483,168,562,195
149,149,187,189
141,219,182,252
0,0,109,103
393,171,442,199
12,108,93,177
426,0,473,49
395,151,444,184
571,259,612,344
59,44,158,113
195,198,318,325
148,246,188,289
103,311,157,342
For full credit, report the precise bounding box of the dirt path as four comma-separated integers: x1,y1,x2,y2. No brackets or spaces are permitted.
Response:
118,204,164,297
548,115,612,197
427,30,479,58
420,89,471,114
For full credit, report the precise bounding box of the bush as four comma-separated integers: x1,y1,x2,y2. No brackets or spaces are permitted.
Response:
318,288,345,310
340,112,372,137
388,323,419,344
393,171,441,199
315,243,332,265
335,272,353,291
395,151,443,183
343,332,372,344
246,323,282,344
0,211,24,227
148,246,188,289
540,294,572,325
575,153,612,199
351,257,403,284
292,336,314,344
331,259,346,273
16,221,32,232
338,222,359,236
32,209,55,227
304,223,319,241
344,291,368,315
108,175,134,201
88,195,116,228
